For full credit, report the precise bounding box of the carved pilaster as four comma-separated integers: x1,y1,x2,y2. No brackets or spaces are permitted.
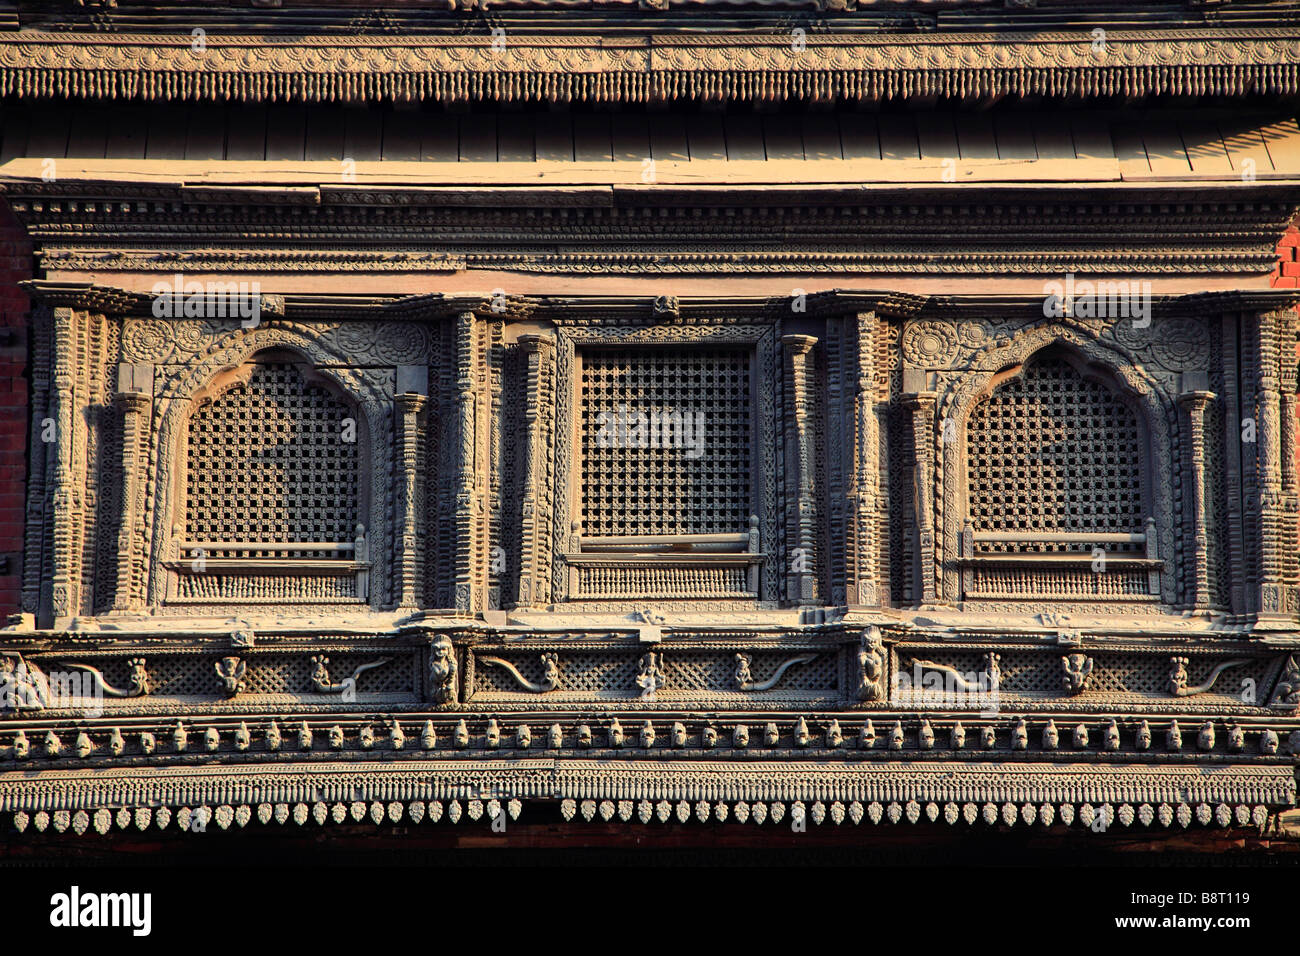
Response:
848,312,880,606
903,386,938,606
1179,388,1215,611
47,307,80,625
453,313,487,614
110,365,152,612
395,367,428,611
1250,308,1296,619
782,334,817,604
516,333,555,608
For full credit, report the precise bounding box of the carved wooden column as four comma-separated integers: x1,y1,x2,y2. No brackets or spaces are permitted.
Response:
782,334,818,604
516,333,555,608
46,307,79,624
453,312,487,614
903,379,938,606
847,312,881,606
394,366,427,610
110,364,153,612
1252,308,1295,620
1179,386,1215,610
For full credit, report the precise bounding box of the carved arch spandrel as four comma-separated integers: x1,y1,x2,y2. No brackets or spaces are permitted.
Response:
934,321,1180,606
144,325,395,609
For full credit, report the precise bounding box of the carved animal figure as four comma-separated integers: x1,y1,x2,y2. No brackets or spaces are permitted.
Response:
1061,653,1094,695
1167,656,1249,697
62,657,150,698
310,655,390,694
214,657,246,698
734,653,817,692
480,653,559,693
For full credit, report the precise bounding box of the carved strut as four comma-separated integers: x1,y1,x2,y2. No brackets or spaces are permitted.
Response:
737,654,817,692
312,659,391,694
1171,659,1250,698
480,656,559,694
62,661,148,698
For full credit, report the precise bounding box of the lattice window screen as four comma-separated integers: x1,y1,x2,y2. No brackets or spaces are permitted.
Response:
579,348,753,537
186,363,360,546
966,357,1143,545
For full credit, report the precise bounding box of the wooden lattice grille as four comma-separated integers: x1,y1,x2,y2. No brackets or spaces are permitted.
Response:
185,363,360,547
966,357,1143,548
579,348,753,537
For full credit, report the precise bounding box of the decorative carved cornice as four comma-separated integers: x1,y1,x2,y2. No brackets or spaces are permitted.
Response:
0,29,1297,105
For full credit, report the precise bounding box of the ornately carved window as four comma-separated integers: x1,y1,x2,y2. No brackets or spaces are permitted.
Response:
961,353,1159,600
568,347,762,600
174,358,369,603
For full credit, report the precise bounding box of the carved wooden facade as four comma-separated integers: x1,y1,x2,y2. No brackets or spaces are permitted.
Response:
0,0,1298,841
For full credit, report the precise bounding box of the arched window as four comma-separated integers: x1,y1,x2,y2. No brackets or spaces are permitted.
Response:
172,357,368,603
961,353,1157,601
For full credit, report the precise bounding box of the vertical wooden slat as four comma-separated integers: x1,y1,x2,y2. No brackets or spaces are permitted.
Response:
382,110,424,162
183,106,225,161
914,112,958,161
800,114,842,160
648,113,689,163
265,105,307,161
1031,114,1076,160
685,113,726,160
763,114,804,160
225,105,267,161
953,113,998,160
1259,117,1300,174
1140,114,1193,176
573,114,612,162
611,114,650,162
1070,112,1115,161
497,114,536,162
68,105,109,159
1179,116,1234,175
877,114,919,160
304,105,345,161
1218,116,1274,175
838,114,881,160
993,114,1038,160
724,114,765,161
344,108,384,161
0,107,30,161
27,106,71,158
420,113,460,162
535,112,574,161
144,107,190,160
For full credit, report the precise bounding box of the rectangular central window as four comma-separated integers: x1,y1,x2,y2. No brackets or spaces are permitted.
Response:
578,347,753,538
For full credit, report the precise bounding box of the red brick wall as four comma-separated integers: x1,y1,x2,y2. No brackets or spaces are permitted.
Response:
0,202,31,614
1273,224,1300,289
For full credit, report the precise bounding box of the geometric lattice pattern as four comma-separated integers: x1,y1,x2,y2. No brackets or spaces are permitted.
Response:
967,357,1143,548
579,348,752,537
186,362,360,548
